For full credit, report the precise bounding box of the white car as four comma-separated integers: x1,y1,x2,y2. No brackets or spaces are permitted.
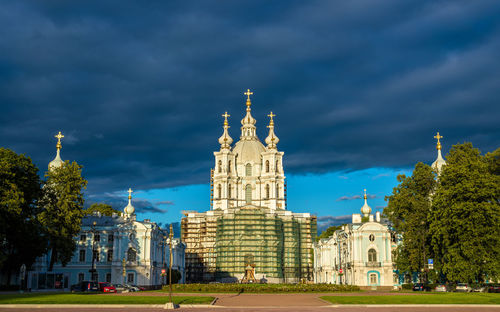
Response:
126,284,140,292
455,283,472,292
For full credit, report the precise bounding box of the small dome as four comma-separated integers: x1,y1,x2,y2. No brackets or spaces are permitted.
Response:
48,150,63,170
361,189,372,217
232,139,266,164
124,188,135,216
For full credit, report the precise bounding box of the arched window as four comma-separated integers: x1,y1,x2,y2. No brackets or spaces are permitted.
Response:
245,185,252,204
217,184,222,199
368,249,377,262
265,184,270,199
228,185,232,199
276,160,279,173
228,160,231,173
265,160,270,173
127,248,137,262
370,273,377,285
245,164,252,176
218,160,222,173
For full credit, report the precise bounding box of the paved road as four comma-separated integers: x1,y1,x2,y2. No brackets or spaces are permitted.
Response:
1,305,500,312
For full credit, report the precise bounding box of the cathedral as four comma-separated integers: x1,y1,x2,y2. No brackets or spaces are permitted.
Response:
181,90,317,283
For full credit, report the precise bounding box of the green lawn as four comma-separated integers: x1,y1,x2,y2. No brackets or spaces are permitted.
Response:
159,283,360,293
0,293,214,305
321,293,500,305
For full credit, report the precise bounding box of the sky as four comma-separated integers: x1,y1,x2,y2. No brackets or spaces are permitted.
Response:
1,1,499,234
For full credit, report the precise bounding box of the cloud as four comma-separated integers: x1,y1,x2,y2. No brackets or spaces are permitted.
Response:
317,215,352,234
156,200,175,206
336,194,376,201
85,191,167,214
0,1,498,197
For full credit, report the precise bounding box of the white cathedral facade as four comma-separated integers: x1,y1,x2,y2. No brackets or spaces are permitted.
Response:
212,90,286,212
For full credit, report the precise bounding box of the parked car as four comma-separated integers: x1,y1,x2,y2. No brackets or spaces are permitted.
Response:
125,284,140,292
70,281,99,293
434,284,448,292
131,284,146,291
98,282,117,293
113,284,128,292
487,284,500,293
412,283,430,291
455,283,472,292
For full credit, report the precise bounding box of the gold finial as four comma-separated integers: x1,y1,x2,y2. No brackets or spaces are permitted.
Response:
54,131,64,150
169,223,174,239
222,112,230,127
127,188,133,200
244,89,253,110
267,111,275,128
434,132,443,150
364,189,367,200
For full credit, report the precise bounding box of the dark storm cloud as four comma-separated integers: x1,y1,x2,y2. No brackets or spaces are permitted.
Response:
1,0,499,200
86,192,167,214
317,215,351,234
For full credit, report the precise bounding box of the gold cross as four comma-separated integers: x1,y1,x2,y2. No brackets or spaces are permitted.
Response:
244,89,253,101
268,111,276,120
54,131,64,149
434,132,443,150
127,188,133,199
222,111,230,119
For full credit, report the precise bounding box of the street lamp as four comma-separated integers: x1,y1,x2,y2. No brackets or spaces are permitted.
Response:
168,224,174,306
89,221,98,282
122,258,126,286
162,235,167,286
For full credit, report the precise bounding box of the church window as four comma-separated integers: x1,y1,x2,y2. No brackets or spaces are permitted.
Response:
106,273,112,283
108,234,114,242
127,248,137,262
370,273,377,284
265,184,270,199
127,273,134,283
265,160,270,173
217,184,222,199
245,164,252,176
107,249,113,262
78,273,84,282
80,234,86,242
218,160,222,173
94,233,100,242
228,160,231,173
245,185,252,204
129,233,135,241
368,249,377,262
369,234,375,242
79,250,86,262
228,185,232,199
276,160,279,173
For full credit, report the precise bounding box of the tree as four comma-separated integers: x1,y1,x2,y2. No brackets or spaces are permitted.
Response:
429,143,500,284
0,148,47,284
84,203,120,216
316,225,343,242
38,160,87,271
384,162,436,275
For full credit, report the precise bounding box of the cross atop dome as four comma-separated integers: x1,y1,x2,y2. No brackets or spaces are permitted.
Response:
434,132,443,150
244,89,253,111
128,188,133,199
222,112,230,127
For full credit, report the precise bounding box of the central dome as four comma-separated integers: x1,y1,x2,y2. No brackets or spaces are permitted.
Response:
232,139,266,164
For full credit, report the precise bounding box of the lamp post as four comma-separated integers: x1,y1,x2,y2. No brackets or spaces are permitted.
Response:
162,235,167,286
168,224,174,306
89,221,98,282
122,258,126,286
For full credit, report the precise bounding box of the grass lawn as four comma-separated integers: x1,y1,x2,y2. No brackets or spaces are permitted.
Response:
0,293,214,305
321,293,500,305
157,283,360,293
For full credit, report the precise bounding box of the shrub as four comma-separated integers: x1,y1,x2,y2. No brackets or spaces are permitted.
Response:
162,283,360,293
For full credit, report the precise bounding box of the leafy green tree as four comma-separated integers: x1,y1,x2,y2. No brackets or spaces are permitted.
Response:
316,225,343,242
84,203,120,216
0,148,47,284
430,143,500,284
38,160,87,271
384,162,436,275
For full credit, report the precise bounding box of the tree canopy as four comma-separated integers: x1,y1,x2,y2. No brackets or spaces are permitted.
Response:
316,225,343,241
384,162,436,274
38,160,87,271
84,203,121,216
429,143,499,284
0,148,47,281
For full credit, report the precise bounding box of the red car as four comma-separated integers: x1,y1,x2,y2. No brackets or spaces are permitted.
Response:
98,282,117,293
